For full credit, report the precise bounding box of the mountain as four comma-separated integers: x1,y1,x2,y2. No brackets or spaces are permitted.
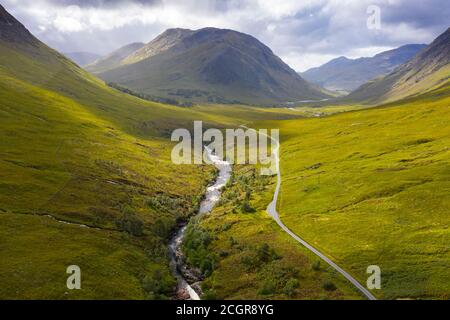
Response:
301,44,427,93
87,28,330,105
85,42,145,73
64,51,101,66
0,4,216,299
347,27,450,104
0,4,311,299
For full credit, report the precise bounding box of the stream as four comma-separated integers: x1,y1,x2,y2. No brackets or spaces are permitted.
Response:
169,147,232,300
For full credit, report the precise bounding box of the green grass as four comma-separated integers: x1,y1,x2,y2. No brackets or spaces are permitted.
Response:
0,64,215,299
0,212,173,299
1,27,448,300
258,87,450,299
0,35,309,299
183,166,363,300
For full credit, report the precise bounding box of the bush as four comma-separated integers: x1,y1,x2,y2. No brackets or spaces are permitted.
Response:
312,260,321,271
322,281,337,291
257,244,280,262
283,278,300,297
143,269,176,299
240,200,255,213
183,223,216,276
258,280,276,295
146,194,185,216
200,259,214,276
202,289,218,300
241,244,280,271
152,216,175,238
115,207,144,236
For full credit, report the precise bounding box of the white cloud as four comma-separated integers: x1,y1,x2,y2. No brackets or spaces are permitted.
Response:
2,0,448,70
282,52,340,72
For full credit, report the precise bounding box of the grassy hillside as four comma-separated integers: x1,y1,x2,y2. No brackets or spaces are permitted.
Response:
260,86,450,299
301,44,427,92
182,166,363,300
0,55,216,299
85,42,145,74
0,7,323,298
346,27,449,105
0,6,242,299
94,28,329,106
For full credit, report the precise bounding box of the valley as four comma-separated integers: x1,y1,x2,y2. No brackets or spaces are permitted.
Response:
0,3,448,301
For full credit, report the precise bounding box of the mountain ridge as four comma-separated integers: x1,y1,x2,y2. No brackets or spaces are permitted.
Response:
86,42,145,73
301,44,427,92
64,51,102,66
346,27,450,104
88,27,330,105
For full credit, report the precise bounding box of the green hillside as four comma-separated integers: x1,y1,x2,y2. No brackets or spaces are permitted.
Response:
301,44,427,93
181,165,363,300
0,5,345,299
347,27,450,104
1,4,448,300
0,7,218,299
91,28,330,106
260,86,450,299
85,42,145,74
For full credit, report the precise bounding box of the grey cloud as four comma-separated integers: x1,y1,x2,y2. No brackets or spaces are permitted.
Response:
2,0,449,71
45,0,162,8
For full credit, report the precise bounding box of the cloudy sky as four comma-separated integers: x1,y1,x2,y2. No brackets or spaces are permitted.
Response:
2,0,449,71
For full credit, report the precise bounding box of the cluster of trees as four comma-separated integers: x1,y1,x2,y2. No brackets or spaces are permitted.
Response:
142,268,176,300
219,169,268,214
115,206,144,236
182,222,217,276
257,263,301,297
240,244,280,271
107,82,194,107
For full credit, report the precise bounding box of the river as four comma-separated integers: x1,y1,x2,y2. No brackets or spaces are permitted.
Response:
168,147,232,300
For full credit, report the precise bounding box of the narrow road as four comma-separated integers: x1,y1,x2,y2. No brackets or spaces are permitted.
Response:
244,126,377,300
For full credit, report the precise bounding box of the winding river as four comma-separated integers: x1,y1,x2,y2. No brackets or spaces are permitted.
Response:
169,147,232,300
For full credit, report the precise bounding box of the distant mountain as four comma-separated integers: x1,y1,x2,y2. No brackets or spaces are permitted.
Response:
87,28,329,105
64,52,101,66
301,44,427,93
85,42,145,73
347,28,450,104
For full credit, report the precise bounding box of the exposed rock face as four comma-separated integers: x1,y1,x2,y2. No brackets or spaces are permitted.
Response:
0,4,38,45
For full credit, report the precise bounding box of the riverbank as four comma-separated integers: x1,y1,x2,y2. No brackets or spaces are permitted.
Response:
168,148,232,300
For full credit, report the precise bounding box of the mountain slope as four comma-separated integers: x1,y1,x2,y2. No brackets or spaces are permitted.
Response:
262,82,450,299
85,42,145,73
0,5,359,300
301,44,427,93
347,27,450,104
90,28,329,105
0,4,214,299
64,51,101,66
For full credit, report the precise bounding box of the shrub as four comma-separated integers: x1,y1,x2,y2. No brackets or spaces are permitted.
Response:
202,289,218,300
241,244,280,270
257,244,280,262
152,216,175,238
183,223,216,276
240,200,255,213
142,269,176,299
115,207,144,236
322,281,337,291
258,280,276,296
312,260,321,271
283,278,300,297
